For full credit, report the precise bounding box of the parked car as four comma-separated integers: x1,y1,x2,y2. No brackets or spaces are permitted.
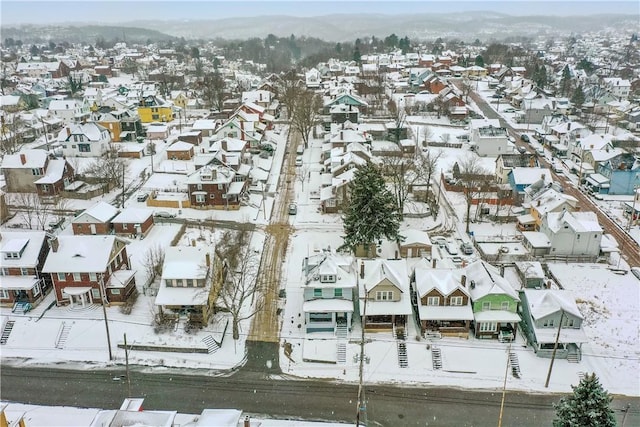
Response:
631,267,640,280
517,146,527,154
508,136,516,143
154,211,176,219
445,240,459,255
503,107,517,113
288,203,297,215
520,134,530,143
431,236,447,248
137,192,149,202
295,156,303,166
460,242,474,255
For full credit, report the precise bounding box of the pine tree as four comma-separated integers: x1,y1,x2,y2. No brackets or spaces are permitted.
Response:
341,164,401,254
571,84,586,109
553,373,616,427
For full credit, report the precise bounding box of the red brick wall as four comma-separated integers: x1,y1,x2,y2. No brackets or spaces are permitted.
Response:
72,222,111,235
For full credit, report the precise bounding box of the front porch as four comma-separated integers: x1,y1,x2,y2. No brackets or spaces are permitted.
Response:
363,314,406,332
303,298,353,334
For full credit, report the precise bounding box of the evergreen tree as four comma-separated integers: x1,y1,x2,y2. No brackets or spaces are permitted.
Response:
352,46,361,64
571,84,586,109
560,65,573,96
553,373,616,427
474,55,484,67
341,164,401,254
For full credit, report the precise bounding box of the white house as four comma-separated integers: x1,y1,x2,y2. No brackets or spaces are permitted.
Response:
539,211,603,258
470,119,509,157
48,99,89,123
56,122,111,157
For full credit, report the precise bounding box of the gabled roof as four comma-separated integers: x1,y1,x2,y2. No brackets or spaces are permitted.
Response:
465,260,519,301
415,268,470,298
42,235,124,273
524,289,583,320
1,149,48,169
0,230,47,268
399,229,432,246
74,201,119,224
111,208,153,224
161,246,210,280
545,211,602,233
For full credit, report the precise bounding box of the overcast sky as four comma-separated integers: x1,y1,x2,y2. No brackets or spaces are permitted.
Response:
2,1,638,25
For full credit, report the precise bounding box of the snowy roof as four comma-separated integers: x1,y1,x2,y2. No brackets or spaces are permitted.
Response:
0,230,46,268
464,261,520,301
545,211,602,233
154,281,211,306
399,229,432,246
358,259,412,316
58,122,109,142
1,149,48,169
42,235,123,273
162,246,211,280
510,168,552,186
74,201,119,223
48,99,79,111
522,232,552,248
194,409,242,427
303,299,354,313
524,288,583,320
0,275,40,290
110,208,153,224
34,159,66,184
167,140,194,151
474,310,521,323
191,119,217,131
418,304,474,321
414,268,470,299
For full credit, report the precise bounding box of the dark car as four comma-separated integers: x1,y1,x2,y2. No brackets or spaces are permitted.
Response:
520,134,530,143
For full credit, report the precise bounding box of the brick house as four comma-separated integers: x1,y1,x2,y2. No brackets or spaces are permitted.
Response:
71,201,119,235
186,164,248,209
110,208,154,237
0,149,75,196
0,230,52,311
166,140,195,160
42,235,136,306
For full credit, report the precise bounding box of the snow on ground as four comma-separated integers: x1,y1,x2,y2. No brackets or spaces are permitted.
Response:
0,402,350,427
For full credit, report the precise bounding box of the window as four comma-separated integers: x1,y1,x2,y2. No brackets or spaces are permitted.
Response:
450,296,463,306
111,288,121,295
91,288,101,300
195,194,206,203
313,288,322,298
21,268,29,276
0,268,8,276
548,319,555,327
334,288,343,298
427,296,440,306
152,114,159,120
218,184,224,190
482,301,491,310
321,275,335,283
309,312,332,322
501,301,510,310
123,223,128,230
211,193,216,199
32,284,40,297
376,291,393,301
57,272,66,281
31,168,42,176
479,322,497,332
196,183,203,190
186,279,194,287
78,144,90,152
72,273,81,281
0,290,8,299
4,252,19,259
89,273,97,281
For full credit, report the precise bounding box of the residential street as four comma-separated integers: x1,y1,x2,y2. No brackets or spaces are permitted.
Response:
2,365,638,426
463,84,640,267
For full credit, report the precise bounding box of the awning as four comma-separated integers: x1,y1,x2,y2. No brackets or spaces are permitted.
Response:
62,286,93,296
227,181,245,195
586,173,610,188
303,299,354,313
474,310,521,323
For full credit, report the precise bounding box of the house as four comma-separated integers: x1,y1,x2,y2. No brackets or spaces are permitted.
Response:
519,289,588,361
110,208,154,237
186,164,247,209
137,95,173,123
95,109,142,142
414,268,474,338
357,259,412,332
213,116,261,148
56,122,111,157
154,246,215,325
469,119,509,157
495,154,538,184
596,153,640,195
0,150,75,195
305,68,321,89
146,122,170,140
0,230,52,311
301,252,357,334
507,168,553,203
167,140,195,160
177,130,202,146
191,119,218,137
330,104,359,125
466,261,521,341
15,61,70,79
42,235,136,306
71,201,119,235
514,261,546,289
48,99,89,123
538,211,603,258
323,92,369,115
521,186,579,230
397,229,432,258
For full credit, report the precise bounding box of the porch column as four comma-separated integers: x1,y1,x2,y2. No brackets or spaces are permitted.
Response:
88,290,93,304
68,291,74,308
80,293,86,307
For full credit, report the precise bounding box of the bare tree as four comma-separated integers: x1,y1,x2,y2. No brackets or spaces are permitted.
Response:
290,89,322,149
455,154,493,233
198,71,226,111
84,146,128,189
460,79,473,103
215,229,263,340
296,164,310,192
418,148,443,204
277,69,302,120
9,193,50,230
0,111,26,155
387,99,407,142
381,153,420,220
142,244,166,283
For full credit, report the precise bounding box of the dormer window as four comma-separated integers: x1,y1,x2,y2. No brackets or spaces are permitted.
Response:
320,274,336,283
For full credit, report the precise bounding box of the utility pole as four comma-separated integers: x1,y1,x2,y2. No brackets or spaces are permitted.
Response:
497,341,512,427
124,333,131,397
356,291,368,427
627,186,639,232
544,310,564,388
121,162,125,208
99,274,113,361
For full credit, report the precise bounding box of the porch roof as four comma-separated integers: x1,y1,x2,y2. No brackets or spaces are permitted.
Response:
106,269,135,288
418,304,474,321
0,276,39,290
62,286,93,296
474,310,521,323
303,298,354,313
154,283,210,306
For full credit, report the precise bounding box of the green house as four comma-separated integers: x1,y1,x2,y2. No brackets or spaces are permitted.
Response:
466,261,521,341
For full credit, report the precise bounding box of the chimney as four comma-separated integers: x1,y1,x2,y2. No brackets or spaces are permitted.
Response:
500,265,505,277
360,261,365,279
340,130,344,140
394,250,399,260
49,237,59,253
244,416,250,427
461,274,467,287
20,153,26,165
567,122,571,131
66,127,71,137
432,258,437,268
221,139,228,151
191,239,196,247
205,253,210,267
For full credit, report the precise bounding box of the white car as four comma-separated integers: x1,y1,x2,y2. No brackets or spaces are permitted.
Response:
632,267,640,280
295,156,303,166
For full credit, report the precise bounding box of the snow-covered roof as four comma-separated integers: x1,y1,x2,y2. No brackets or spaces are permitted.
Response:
42,235,124,273
465,260,520,301
0,230,46,268
418,304,474,322
510,167,552,186
524,288,583,320
358,259,412,316
162,246,211,280
154,281,211,306
167,140,194,151
415,268,469,299
74,201,119,223
545,211,602,233
399,229,431,246
34,159,66,184
1,149,48,169
110,208,153,224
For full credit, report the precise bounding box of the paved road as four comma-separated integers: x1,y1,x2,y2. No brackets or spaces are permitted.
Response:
2,366,638,426
464,84,640,267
